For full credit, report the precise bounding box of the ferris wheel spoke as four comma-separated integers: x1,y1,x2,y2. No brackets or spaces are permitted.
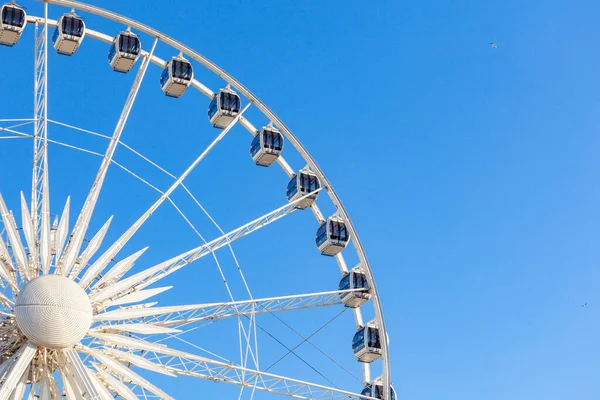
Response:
58,355,81,400
0,342,37,400
87,189,319,304
52,196,70,265
19,193,36,268
30,4,52,277
76,102,251,289
94,289,360,328
141,348,372,400
93,366,139,400
78,346,174,400
59,38,158,277
0,235,19,292
0,194,31,282
58,348,102,400
6,362,29,400
91,247,148,290
67,216,113,279
0,136,32,140
38,366,53,400
0,292,14,310
0,120,35,133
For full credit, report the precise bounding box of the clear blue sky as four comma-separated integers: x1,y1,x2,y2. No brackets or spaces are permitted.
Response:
0,0,599,399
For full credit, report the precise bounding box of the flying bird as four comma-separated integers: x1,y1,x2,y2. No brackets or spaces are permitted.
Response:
489,42,498,49
581,302,588,307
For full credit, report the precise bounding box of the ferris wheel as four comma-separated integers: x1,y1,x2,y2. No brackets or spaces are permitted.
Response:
0,1,394,399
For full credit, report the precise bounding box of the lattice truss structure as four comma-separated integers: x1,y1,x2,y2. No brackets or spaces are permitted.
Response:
0,1,392,399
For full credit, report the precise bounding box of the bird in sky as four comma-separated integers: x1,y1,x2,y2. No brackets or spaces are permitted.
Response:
581,302,588,307
489,42,498,49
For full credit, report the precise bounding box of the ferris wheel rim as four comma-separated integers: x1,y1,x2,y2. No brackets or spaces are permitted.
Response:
1,0,392,398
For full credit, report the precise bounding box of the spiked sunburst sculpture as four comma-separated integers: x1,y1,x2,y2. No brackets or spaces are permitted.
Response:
0,0,393,399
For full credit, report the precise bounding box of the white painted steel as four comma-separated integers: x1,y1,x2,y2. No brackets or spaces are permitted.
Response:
89,189,320,305
15,275,92,349
60,38,158,277
0,343,37,400
0,2,392,398
78,102,250,290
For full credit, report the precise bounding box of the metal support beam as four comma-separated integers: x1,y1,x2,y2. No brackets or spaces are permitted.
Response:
94,289,363,325
88,189,320,304
78,103,251,289
31,2,51,275
60,38,158,276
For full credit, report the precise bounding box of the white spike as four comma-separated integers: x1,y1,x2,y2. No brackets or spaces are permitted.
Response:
99,347,176,377
58,359,80,400
92,323,181,335
19,192,36,264
60,348,102,400
93,367,138,400
39,369,51,400
94,303,200,322
0,342,37,400
53,196,70,264
89,249,197,304
0,194,30,281
85,332,169,354
66,216,113,278
100,286,171,308
0,236,17,291
7,363,29,400
89,191,311,304
80,346,173,400
90,247,148,290
88,371,114,400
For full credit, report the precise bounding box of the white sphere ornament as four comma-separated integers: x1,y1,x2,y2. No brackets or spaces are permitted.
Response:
15,275,92,349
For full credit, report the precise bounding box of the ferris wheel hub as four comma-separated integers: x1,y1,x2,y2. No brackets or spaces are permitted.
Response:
15,275,92,349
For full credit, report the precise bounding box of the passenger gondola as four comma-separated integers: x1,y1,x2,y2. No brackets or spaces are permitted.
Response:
250,125,284,166
108,30,141,73
361,377,397,400
286,169,320,209
316,216,349,256
0,3,26,47
338,267,371,308
160,55,193,98
52,12,85,56
208,87,241,129
352,321,382,363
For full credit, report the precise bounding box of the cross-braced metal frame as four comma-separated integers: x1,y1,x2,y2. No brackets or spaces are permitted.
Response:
31,3,51,275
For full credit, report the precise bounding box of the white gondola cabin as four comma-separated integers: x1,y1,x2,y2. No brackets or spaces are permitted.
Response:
338,267,371,308
208,88,241,129
108,31,141,73
52,13,85,56
361,377,397,400
0,3,26,46
250,125,284,166
352,321,382,363
160,56,193,98
286,169,320,209
316,216,349,256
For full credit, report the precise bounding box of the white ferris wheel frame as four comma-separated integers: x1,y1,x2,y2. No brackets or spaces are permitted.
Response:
1,0,392,398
